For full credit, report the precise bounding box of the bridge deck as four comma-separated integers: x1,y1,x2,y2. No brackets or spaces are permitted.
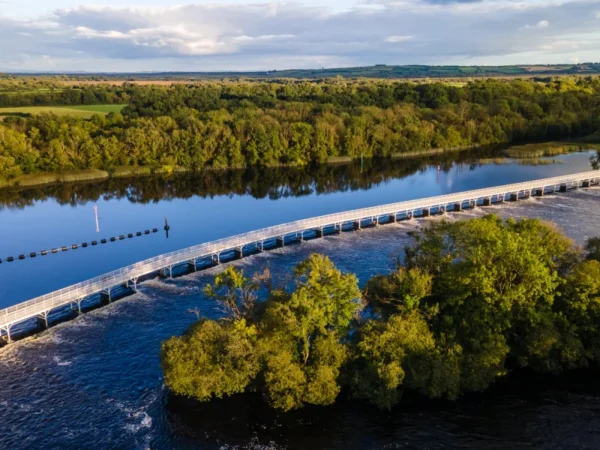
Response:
1,170,599,338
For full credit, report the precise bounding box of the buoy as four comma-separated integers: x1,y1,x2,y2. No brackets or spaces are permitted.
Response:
144,230,150,235
92,241,98,246
30,252,37,258
41,250,48,256
110,237,116,242
119,235,125,240
72,244,78,250
101,239,107,244
82,243,88,248
128,233,133,238
7,256,14,262
52,249,58,254
152,228,158,233
62,246,68,252
18,255,25,260
136,232,142,236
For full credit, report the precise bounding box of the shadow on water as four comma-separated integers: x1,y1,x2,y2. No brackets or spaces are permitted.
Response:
164,368,600,449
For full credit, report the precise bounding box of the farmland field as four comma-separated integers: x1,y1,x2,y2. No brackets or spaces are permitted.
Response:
0,104,126,118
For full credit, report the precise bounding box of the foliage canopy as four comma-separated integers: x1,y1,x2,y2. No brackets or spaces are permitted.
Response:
162,217,600,411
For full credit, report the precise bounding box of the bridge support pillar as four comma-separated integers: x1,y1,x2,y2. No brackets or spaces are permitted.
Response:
422,209,430,218
128,277,139,292
160,266,173,278
101,288,112,304
560,185,568,193
257,241,264,252
213,253,221,265
36,311,49,330
453,203,462,212
388,214,397,223
353,221,362,230
335,223,342,233
234,248,243,259
315,228,323,238
276,237,285,248
2,325,13,343
583,180,590,188
72,298,84,314
188,260,197,272
534,188,544,197
510,193,519,201
482,198,491,206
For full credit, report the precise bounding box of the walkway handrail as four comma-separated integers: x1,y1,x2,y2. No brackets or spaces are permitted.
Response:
1,170,598,330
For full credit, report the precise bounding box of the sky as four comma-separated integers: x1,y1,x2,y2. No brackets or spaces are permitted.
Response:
1,0,599,72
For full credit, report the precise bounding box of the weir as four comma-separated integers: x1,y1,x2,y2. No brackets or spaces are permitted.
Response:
1,170,599,343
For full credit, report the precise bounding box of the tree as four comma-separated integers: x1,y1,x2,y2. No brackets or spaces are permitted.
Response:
261,254,362,410
161,318,261,401
585,237,600,262
365,267,432,317
350,311,443,409
203,265,268,321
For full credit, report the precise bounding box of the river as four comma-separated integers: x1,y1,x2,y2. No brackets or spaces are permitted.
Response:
0,150,599,449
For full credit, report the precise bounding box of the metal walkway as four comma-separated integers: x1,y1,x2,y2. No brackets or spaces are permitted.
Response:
1,170,599,342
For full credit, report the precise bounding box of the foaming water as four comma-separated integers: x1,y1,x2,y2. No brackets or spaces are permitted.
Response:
1,189,600,449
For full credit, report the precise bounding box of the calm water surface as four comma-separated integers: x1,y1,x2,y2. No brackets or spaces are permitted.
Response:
0,151,599,449
0,151,597,306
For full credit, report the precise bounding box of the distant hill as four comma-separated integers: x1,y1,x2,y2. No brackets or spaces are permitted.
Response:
4,63,600,80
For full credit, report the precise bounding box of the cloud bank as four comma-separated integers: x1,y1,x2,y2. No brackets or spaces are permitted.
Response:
1,0,599,71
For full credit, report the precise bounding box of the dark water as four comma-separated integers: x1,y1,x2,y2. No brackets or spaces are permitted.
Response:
0,150,597,306
1,152,600,449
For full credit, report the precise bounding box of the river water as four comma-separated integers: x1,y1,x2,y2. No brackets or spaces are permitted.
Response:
1,151,600,449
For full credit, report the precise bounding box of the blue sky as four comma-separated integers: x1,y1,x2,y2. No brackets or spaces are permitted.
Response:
1,0,599,71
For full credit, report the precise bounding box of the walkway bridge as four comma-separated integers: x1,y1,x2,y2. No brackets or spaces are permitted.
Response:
2,170,599,342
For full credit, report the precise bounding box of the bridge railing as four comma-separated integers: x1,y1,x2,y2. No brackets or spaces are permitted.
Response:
1,170,598,329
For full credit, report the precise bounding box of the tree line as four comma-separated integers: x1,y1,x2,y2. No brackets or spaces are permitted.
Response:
162,216,600,411
0,150,501,209
1,77,600,181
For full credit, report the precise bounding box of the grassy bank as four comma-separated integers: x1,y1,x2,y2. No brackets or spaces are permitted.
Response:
0,166,188,189
503,141,600,158
0,104,126,119
391,145,477,159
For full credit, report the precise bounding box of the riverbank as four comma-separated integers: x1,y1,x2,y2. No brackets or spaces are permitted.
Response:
3,139,597,191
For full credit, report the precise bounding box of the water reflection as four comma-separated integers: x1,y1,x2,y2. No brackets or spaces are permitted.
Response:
0,147,531,211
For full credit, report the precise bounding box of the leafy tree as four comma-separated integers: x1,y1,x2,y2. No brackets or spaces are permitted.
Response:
365,267,432,317
585,237,600,262
261,254,362,410
161,318,261,401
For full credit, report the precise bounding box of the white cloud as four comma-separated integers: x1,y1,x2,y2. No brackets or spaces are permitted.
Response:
385,35,414,43
0,1,599,71
234,34,295,41
524,19,550,29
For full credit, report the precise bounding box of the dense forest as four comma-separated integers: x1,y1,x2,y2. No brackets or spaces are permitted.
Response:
162,216,600,411
1,76,600,182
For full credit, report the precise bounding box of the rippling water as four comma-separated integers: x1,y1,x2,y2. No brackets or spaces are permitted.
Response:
1,187,600,449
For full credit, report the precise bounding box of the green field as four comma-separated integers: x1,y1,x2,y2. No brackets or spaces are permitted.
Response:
0,104,126,118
